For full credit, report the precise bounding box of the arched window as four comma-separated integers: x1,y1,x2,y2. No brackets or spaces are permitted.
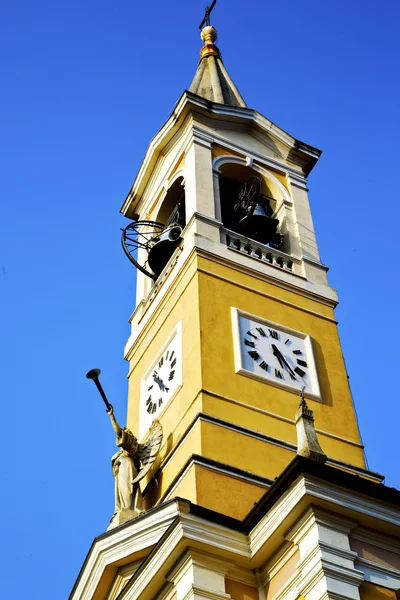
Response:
218,163,282,249
155,176,186,229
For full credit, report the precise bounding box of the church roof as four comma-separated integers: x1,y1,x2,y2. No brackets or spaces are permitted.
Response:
189,25,247,107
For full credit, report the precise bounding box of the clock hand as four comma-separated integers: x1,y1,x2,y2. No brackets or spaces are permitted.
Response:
272,344,297,378
153,373,169,393
271,344,285,369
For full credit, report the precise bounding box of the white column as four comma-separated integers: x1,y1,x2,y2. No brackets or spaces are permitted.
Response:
167,549,233,600
286,507,364,600
213,169,222,222
184,137,215,221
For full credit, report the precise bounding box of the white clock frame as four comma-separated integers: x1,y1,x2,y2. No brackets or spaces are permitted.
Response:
140,321,183,439
231,307,321,401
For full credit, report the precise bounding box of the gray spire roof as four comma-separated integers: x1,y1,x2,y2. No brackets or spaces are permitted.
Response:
189,26,247,108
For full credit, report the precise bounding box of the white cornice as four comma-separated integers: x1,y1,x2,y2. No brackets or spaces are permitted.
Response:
71,474,400,600
355,556,400,588
69,500,185,600
351,527,400,554
121,91,321,216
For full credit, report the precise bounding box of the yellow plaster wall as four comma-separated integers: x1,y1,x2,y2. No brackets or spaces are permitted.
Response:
225,579,259,600
126,260,201,439
126,237,365,515
164,463,197,506
149,419,202,504
197,257,365,469
195,465,267,520
200,419,294,480
359,583,397,600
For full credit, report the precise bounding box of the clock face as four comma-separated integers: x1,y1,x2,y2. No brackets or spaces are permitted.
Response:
145,350,177,415
141,324,182,436
234,311,320,399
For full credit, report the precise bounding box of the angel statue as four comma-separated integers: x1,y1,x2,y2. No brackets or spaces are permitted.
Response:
85,368,163,531
106,406,163,529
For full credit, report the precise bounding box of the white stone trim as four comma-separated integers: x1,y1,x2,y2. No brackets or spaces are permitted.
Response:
261,542,299,583
225,566,257,586
231,306,322,402
167,549,233,600
302,477,400,528
69,500,185,600
286,172,308,191
355,557,400,589
351,527,400,555
106,560,143,600
212,154,292,207
71,474,400,600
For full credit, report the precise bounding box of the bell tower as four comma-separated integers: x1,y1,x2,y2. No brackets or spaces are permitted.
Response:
71,12,400,600
118,22,367,521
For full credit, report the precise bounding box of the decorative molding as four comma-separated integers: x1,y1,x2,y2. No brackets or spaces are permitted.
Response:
212,154,292,206
261,542,299,583
355,556,400,589
286,172,308,190
106,560,143,600
225,566,257,586
71,473,400,600
302,477,400,529
194,240,338,310
121,91,321,217
351,527,400,554
303,256,329,273
69,500,186,600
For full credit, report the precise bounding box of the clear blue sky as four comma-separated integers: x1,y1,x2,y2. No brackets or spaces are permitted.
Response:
1,1,399,598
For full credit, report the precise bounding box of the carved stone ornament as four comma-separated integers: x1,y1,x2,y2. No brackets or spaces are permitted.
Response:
295,393,327,464
107,408,163,530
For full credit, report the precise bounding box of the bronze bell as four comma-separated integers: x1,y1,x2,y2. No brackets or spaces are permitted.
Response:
147,225,182,277
237,202,279,245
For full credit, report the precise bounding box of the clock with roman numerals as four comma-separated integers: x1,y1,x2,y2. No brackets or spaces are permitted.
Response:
233,310,321,400
140,323,182,437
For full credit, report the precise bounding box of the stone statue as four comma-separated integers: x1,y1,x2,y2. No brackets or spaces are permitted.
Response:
85,368,163,530
106,406,163,529
107,406,142,518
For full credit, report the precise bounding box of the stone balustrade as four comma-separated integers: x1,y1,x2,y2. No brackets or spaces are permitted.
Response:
222,228,300,274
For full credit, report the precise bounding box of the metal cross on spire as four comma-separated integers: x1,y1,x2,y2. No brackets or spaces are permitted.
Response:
199,0,217,30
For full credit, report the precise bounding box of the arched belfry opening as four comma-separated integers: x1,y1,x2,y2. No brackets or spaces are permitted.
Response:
218,163,284,250
155,176,186,229
121,176,186,281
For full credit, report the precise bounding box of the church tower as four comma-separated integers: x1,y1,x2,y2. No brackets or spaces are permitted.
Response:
71,13,400,600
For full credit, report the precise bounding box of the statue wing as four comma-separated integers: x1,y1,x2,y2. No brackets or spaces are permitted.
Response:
132,420,163,485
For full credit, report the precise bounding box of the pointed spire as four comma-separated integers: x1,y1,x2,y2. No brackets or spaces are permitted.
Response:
189,25,247,107
295,389,327,464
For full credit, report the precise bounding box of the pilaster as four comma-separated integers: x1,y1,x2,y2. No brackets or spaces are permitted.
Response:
286,507,364,600
167,549,233,600
185,137,215,223
286,174,328,286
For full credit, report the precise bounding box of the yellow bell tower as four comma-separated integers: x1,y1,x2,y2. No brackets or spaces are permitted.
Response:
119,23,366,521
71,14,400,600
